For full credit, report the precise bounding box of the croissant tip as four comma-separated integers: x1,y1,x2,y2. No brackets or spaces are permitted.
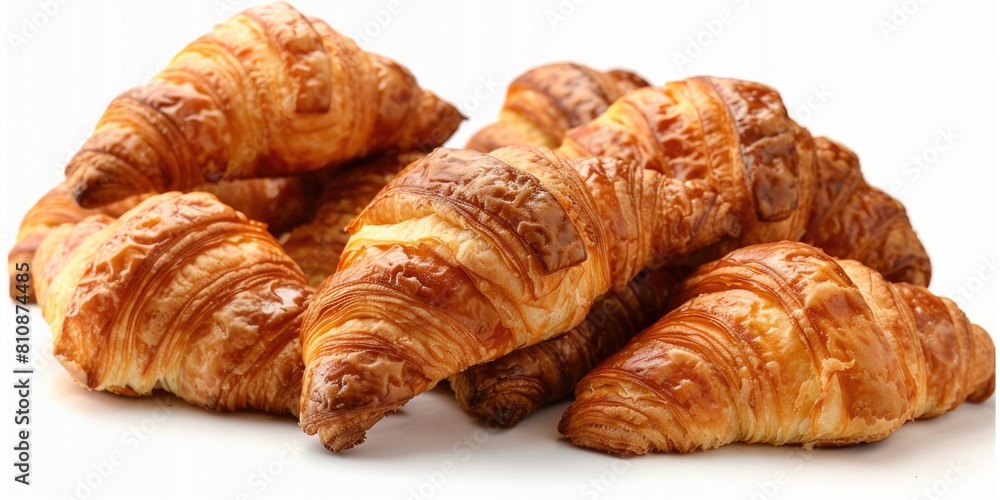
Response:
559,426,646,458
481,402,527,427
68,182,124,209
299,411,384,452
558,409,652,457
66,157,156,209
968,374,995,404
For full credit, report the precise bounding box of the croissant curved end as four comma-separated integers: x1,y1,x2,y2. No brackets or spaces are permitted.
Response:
557,396,655,457
66,150,162,208
967,324,996,403
451,373,546,426
299,350,429,451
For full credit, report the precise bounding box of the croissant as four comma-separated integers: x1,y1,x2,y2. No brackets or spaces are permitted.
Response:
449,265,683,426
451,142,933,426
558,77,816,254
450,77,929,426
299,146,740,450
10,176,316,303
64,2,462,207
451,76,798,425
34,192,311,415
466,62,648,152
803,137,930,286
280,152,423,287
9,183,135,303
559,241,995,456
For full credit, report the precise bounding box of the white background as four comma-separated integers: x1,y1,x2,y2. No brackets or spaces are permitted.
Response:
1,0,997,499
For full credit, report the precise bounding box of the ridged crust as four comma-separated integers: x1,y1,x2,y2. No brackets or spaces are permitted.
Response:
560,76,817,255
299,146,738,451
35,192,311,416
64,2,461,207
10,176,317,303
8,183,135,302
466,62,648,152
450,78,929,428
803,137,931,286
559,242,994,456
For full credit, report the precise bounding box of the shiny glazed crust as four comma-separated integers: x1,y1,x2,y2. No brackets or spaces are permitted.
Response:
466,62,648,152
559,242,994,456
449,78,930,427
299,146,739,451
64,2,462,207
10,176,317,303
34,192,311,416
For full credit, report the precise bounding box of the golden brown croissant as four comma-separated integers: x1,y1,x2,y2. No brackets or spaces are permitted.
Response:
559,77,818,254
557,77,931,281
280,152,424,287
449,265,683,426
10,176,316,303
8,183,136,302
451,135,932,427
299,146,740,451
559,241,994,456
466,62,648,152
35,192,311,415
450,77,929,427
65,2,462,207
804,137,931,286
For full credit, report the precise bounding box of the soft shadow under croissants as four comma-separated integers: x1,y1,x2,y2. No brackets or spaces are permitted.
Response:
16,1,994,458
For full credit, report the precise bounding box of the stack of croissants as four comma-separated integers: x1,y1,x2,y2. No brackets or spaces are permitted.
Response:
11,3,994,457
